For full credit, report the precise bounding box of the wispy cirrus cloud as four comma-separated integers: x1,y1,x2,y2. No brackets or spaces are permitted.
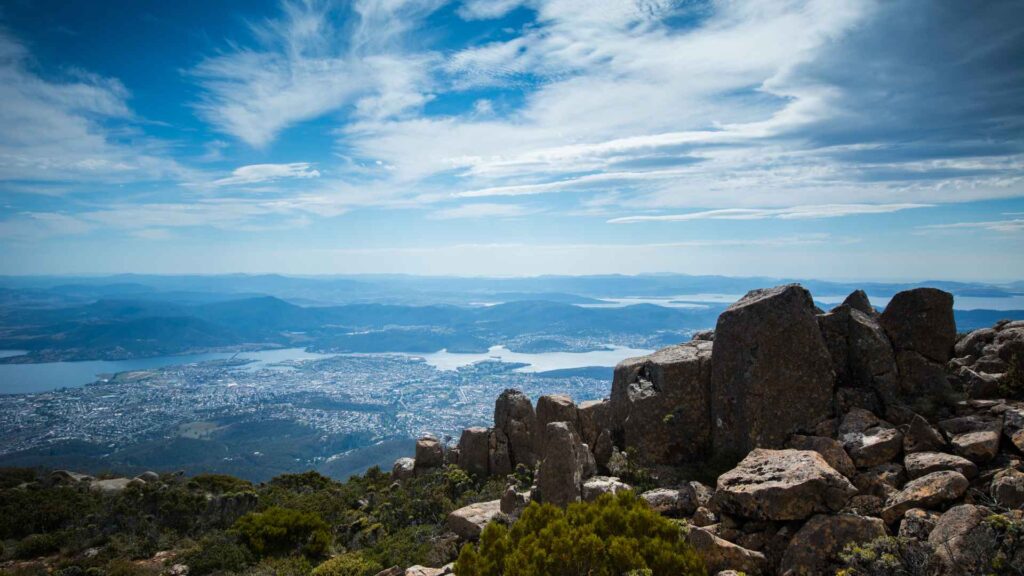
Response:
192,0,441,148
429,202,536,219
212,162,321,187
0,29,186,184
917,219,1024,234
608,204,933,224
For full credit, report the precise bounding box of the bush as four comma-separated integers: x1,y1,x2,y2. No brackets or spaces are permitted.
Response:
15,533,62,559
244,556,313,576
233,507,332,559
837,536,933,576
455,491,706,576
189,474,254,495
180,531,255,575
310,552,382,576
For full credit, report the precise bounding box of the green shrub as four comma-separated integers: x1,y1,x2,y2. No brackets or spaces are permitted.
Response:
189,474,254,495
455,491,706,576
836,536,933,576
102,559,160,576
15,533,62,559
310,552,382,576
244,556,313,576
180,531,255,575
233,507,332,559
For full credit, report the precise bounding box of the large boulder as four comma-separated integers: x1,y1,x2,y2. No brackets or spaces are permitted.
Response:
711,449,856,521
990,468,1024,509
446,500,501,540
640,485,700,518
576,399,609,448
609,340,714,464
928,504,994,575
881,470,969,524
779,514,887,576
710,285,836,455
842,290,876,316
494,389,537,469
879,288,956,364
581,476,630,502
392,457,415,480
414,435,444,471
817,303,899,406
535,395,578,456
457,427,491,477
535,421,590,507
685,526,767,575
904,452,978,480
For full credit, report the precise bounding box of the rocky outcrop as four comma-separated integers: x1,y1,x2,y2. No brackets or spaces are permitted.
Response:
457,427,491,477
535,421,591,507
609,340,714,464
710,285,835,456
409,283,1024,576
494,389,537,469
392,457,415,480
817,298,899,408
880,288,956,400
711,449,856,521
415,435,444,472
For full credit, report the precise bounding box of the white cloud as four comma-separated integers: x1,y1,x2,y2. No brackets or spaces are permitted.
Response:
608,204,933,224
429,203,536,219
212,162,321,186
917,219,1024,234
0,30,186,184
192,0,441,148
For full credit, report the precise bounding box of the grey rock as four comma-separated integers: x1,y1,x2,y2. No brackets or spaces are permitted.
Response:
903,414,946,453
686,525,767,575
415,435,444,470
535,394,578,456
446,500,501,540
780,514,887,576
898,508,941,540
535,422,589,507
881,470,969,524
609,340,714,464
392,457,415,480
904,452,978,480
879,287,956,364
457,427,491,477
711,449,856,521
990,468,1024,509
710,285,835,455
581,476,630,502
494,389,537,469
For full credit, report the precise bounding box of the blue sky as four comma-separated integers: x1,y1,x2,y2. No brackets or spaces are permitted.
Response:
0,0,1022,280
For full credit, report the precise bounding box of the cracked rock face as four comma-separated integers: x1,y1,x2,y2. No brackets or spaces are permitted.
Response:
711,449,856,521
710,285,836,456
609,340,714,464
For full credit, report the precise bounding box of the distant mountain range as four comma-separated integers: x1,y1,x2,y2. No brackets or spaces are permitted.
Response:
1,274,1021,363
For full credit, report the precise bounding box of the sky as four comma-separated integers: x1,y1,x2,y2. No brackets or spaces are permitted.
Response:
0,0,1022,280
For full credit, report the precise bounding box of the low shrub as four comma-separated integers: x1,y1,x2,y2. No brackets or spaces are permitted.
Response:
310,552,382,576
15,533,62,559
233,507,332,559
455,491,705,576
180,531,254,575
